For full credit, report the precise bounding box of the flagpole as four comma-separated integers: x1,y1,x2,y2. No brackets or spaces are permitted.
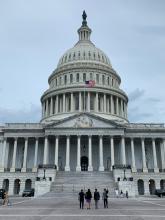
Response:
84,84,85,112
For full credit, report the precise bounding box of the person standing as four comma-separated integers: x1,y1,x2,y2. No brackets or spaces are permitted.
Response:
115,188,119,198
3,191,9,206
126,191,128,199
85,189,92,209
102,188,108,208
78,189,85,209
94,189,100,209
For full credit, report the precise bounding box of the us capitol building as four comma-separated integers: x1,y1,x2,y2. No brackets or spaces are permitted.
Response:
0,12,165,197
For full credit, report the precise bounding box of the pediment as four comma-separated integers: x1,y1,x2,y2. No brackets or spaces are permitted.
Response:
45,113,123,129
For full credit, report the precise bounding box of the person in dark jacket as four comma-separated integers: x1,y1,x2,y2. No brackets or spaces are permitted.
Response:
94,188,100,209
102,188,108,208
85,189,92,209
78,189,85,209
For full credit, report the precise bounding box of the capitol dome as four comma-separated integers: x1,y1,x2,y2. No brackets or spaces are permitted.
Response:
41,11,128,123
57,34,112,68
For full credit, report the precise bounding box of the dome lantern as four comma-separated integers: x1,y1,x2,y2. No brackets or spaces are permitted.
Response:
77,10,92,42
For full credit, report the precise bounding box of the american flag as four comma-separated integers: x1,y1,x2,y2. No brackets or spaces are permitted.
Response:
85,80,95,87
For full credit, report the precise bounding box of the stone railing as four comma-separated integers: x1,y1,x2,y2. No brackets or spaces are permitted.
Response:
5,123,43,129
126,123,164,129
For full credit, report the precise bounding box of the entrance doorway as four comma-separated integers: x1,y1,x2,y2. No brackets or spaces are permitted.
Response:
149,179,155,195
81,156,88,171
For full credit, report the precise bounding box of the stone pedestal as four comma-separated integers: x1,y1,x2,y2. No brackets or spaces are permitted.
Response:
143,168,148,173
99,166,104,171
21,168,26,172
65,166,70,171
76,166,81,172
10,168,15,173
154,168,159,173
131,167,137,173
0,168,4,172
88,166,93,172
32,167,38,172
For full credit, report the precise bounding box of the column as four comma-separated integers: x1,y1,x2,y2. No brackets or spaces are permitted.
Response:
111,95,114,114
110,136,114,171
104,94,106,113
99,135,104,171
79,92,82,112
43,136,48,165
161,139,165,170
87,92,90,112
121,136,126,165
56,95,59,114
121,100,124,117
10,138,18,172
0,138,6,172
141,138,148,172
116,97,119,115
32,138,39,172
21,138,28,172
131,138,136,172
76,135,81,171
54,136,59,170
65,136,70,171
95,93,98,112
71,93,74,112
107,97,109,113
88,135,93,171
63,93,66,113
152,138,159,173
46,99,49,116
50,97,53,115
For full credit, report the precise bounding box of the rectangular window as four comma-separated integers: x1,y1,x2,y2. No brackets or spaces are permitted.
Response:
70,74,73,83
76,73,79,82
90,72,93,80
64,75,67,85
83,73,86,82
96,74,99,84
102,75,105,85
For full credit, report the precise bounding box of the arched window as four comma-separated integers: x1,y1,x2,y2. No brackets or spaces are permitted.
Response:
59,77,62,85
70,74,73,83
90,73,93,80
64,75,67,85
83,73,86,82
3,179,9,192
25,179,32,190
96,74,99,84
149,179,155,195
76,73,79,82
14,179,21,195
112,78,114,86
160,179,165,190
102,75,105,85
107,77,110,85
137,179,144,195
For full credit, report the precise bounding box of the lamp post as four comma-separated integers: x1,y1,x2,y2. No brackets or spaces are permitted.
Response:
123,165,127,181
43,168,46,180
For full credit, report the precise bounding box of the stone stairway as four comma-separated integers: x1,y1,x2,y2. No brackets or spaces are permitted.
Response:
50,171,116,197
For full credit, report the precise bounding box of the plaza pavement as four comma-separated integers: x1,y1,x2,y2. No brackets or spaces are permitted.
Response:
0,193,165,219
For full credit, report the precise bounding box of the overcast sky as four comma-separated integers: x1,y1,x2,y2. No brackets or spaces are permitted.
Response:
0,0,165,124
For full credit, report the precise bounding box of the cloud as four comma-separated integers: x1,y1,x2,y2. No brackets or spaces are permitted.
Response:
128,88,145,102
0,104,41,124
137,25,165,36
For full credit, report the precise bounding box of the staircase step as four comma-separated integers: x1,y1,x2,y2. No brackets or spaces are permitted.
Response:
50,171,116,196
